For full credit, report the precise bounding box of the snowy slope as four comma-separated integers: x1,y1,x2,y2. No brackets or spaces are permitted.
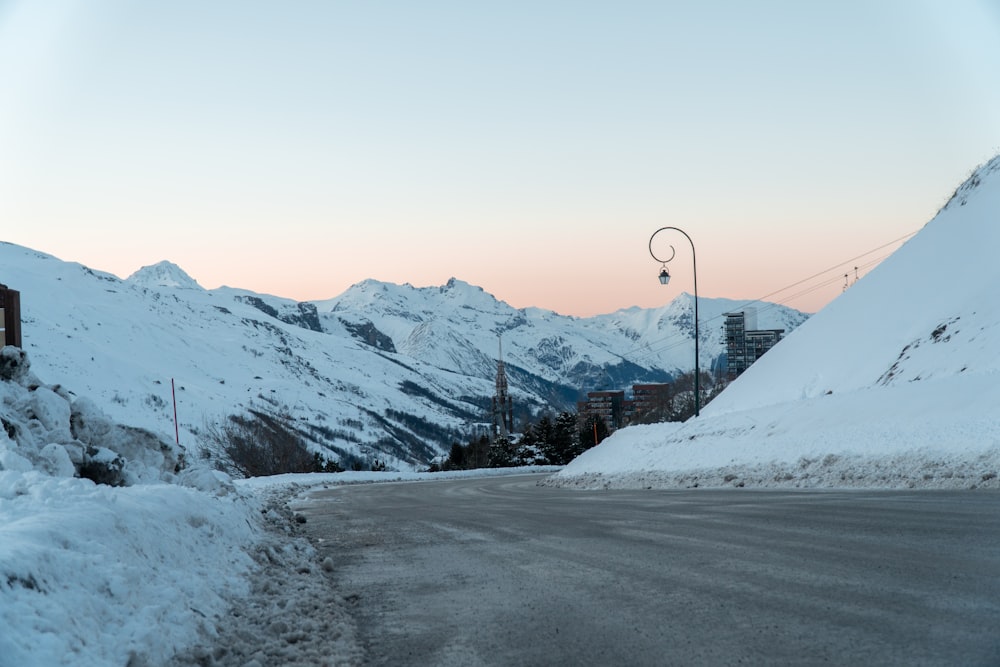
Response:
0,245,806,468
316,278,808,391
552,155,1000,489
1,249,493,468
126,260,204,290
706,155,1000,413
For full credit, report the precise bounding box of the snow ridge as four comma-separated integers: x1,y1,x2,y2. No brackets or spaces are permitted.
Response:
553,153,1000,489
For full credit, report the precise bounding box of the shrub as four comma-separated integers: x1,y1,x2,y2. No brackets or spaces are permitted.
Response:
206,406,316,478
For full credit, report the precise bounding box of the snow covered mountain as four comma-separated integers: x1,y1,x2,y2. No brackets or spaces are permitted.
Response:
554,154,1000,489
707,154,1000,416
0,244,806,469
316,278,807,393
127,260,204,290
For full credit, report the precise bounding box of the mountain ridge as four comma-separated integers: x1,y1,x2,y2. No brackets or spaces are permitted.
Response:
0,241,808,469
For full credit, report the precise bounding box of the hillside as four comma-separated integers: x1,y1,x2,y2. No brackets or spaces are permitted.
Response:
551,155,1000,489
0,245,806,470
317,279,807,396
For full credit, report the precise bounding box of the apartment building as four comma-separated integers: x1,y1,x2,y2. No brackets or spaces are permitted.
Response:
724,308,783,379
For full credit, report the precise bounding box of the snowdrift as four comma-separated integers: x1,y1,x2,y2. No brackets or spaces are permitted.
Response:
0,348,265,665
551,155,1000,490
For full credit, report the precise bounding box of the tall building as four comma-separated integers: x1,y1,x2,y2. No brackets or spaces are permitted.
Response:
630,383,673,423
724,309,783,379
492,337,513,439
578,390,626,430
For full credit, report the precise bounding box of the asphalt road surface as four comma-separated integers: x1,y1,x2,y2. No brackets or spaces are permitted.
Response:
299,474,1000,666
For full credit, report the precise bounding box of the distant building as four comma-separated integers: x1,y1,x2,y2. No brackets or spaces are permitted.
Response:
492,337,513,440
724,309,783,379
578,390,626,430
629,383,673,423
0,284,21,348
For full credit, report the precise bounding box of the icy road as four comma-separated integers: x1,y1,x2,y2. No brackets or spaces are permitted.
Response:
297,474,1000,666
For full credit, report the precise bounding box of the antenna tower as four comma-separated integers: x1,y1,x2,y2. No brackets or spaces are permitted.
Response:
492,336,513,439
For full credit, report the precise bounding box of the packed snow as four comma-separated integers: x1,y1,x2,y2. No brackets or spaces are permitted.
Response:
2,154,999,664
0,345,255,666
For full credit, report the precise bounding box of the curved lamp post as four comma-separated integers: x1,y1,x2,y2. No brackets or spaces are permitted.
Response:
649,226,700,417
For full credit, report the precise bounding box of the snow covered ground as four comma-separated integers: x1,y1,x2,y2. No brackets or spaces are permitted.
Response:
548,379,1000,490
1,470,258,666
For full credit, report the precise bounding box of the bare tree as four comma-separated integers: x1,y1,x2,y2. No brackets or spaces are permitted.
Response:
206,405,316,478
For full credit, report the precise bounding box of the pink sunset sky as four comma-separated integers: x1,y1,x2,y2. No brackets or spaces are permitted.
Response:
2,1,999,317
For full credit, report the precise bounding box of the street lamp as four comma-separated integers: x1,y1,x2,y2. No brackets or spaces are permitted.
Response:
648,226,700,417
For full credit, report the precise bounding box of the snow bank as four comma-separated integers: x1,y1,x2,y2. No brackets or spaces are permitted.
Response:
551,155,1000,491
0,346,182,486
550,377,1000,490
0,472,258,666
0,349,269,666
237,464,563,491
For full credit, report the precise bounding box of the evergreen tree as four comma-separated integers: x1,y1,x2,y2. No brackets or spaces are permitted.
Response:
489,435,517,468
552,412,578,464
468,434,491,469
447,441,466,469
513,424,545,466
535,415,556,464
518,424,537,449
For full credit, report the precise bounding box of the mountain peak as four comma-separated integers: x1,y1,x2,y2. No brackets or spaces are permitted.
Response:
441,277,483,294
126,261,203,290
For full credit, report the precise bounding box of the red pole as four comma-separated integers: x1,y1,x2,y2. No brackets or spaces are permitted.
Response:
171,378,180,445
593,421,598,446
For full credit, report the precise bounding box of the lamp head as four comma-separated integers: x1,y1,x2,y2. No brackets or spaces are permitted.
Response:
658,267,670,285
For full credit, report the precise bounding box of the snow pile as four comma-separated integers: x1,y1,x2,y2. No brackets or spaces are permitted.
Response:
0,472,260,666
0,348,309,666
0,346,182,486
550,380,1000,490
551,154,1000,490
166,484,363,667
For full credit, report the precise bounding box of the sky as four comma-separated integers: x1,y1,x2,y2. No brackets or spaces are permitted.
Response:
1,1,999,317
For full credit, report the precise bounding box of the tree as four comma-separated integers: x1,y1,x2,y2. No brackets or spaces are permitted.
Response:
535,415,556,463
312,452,344,473
552,412,578,464
518,423,537,450
512,424,545,466
447,442,466,469
468,434,491,469
206,404,316,478
442,435,492,470
489,435,517,468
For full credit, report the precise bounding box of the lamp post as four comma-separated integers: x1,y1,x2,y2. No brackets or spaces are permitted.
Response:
648,226,700,418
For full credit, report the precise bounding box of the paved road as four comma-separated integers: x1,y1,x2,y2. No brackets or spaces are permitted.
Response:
298,474,1000,666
